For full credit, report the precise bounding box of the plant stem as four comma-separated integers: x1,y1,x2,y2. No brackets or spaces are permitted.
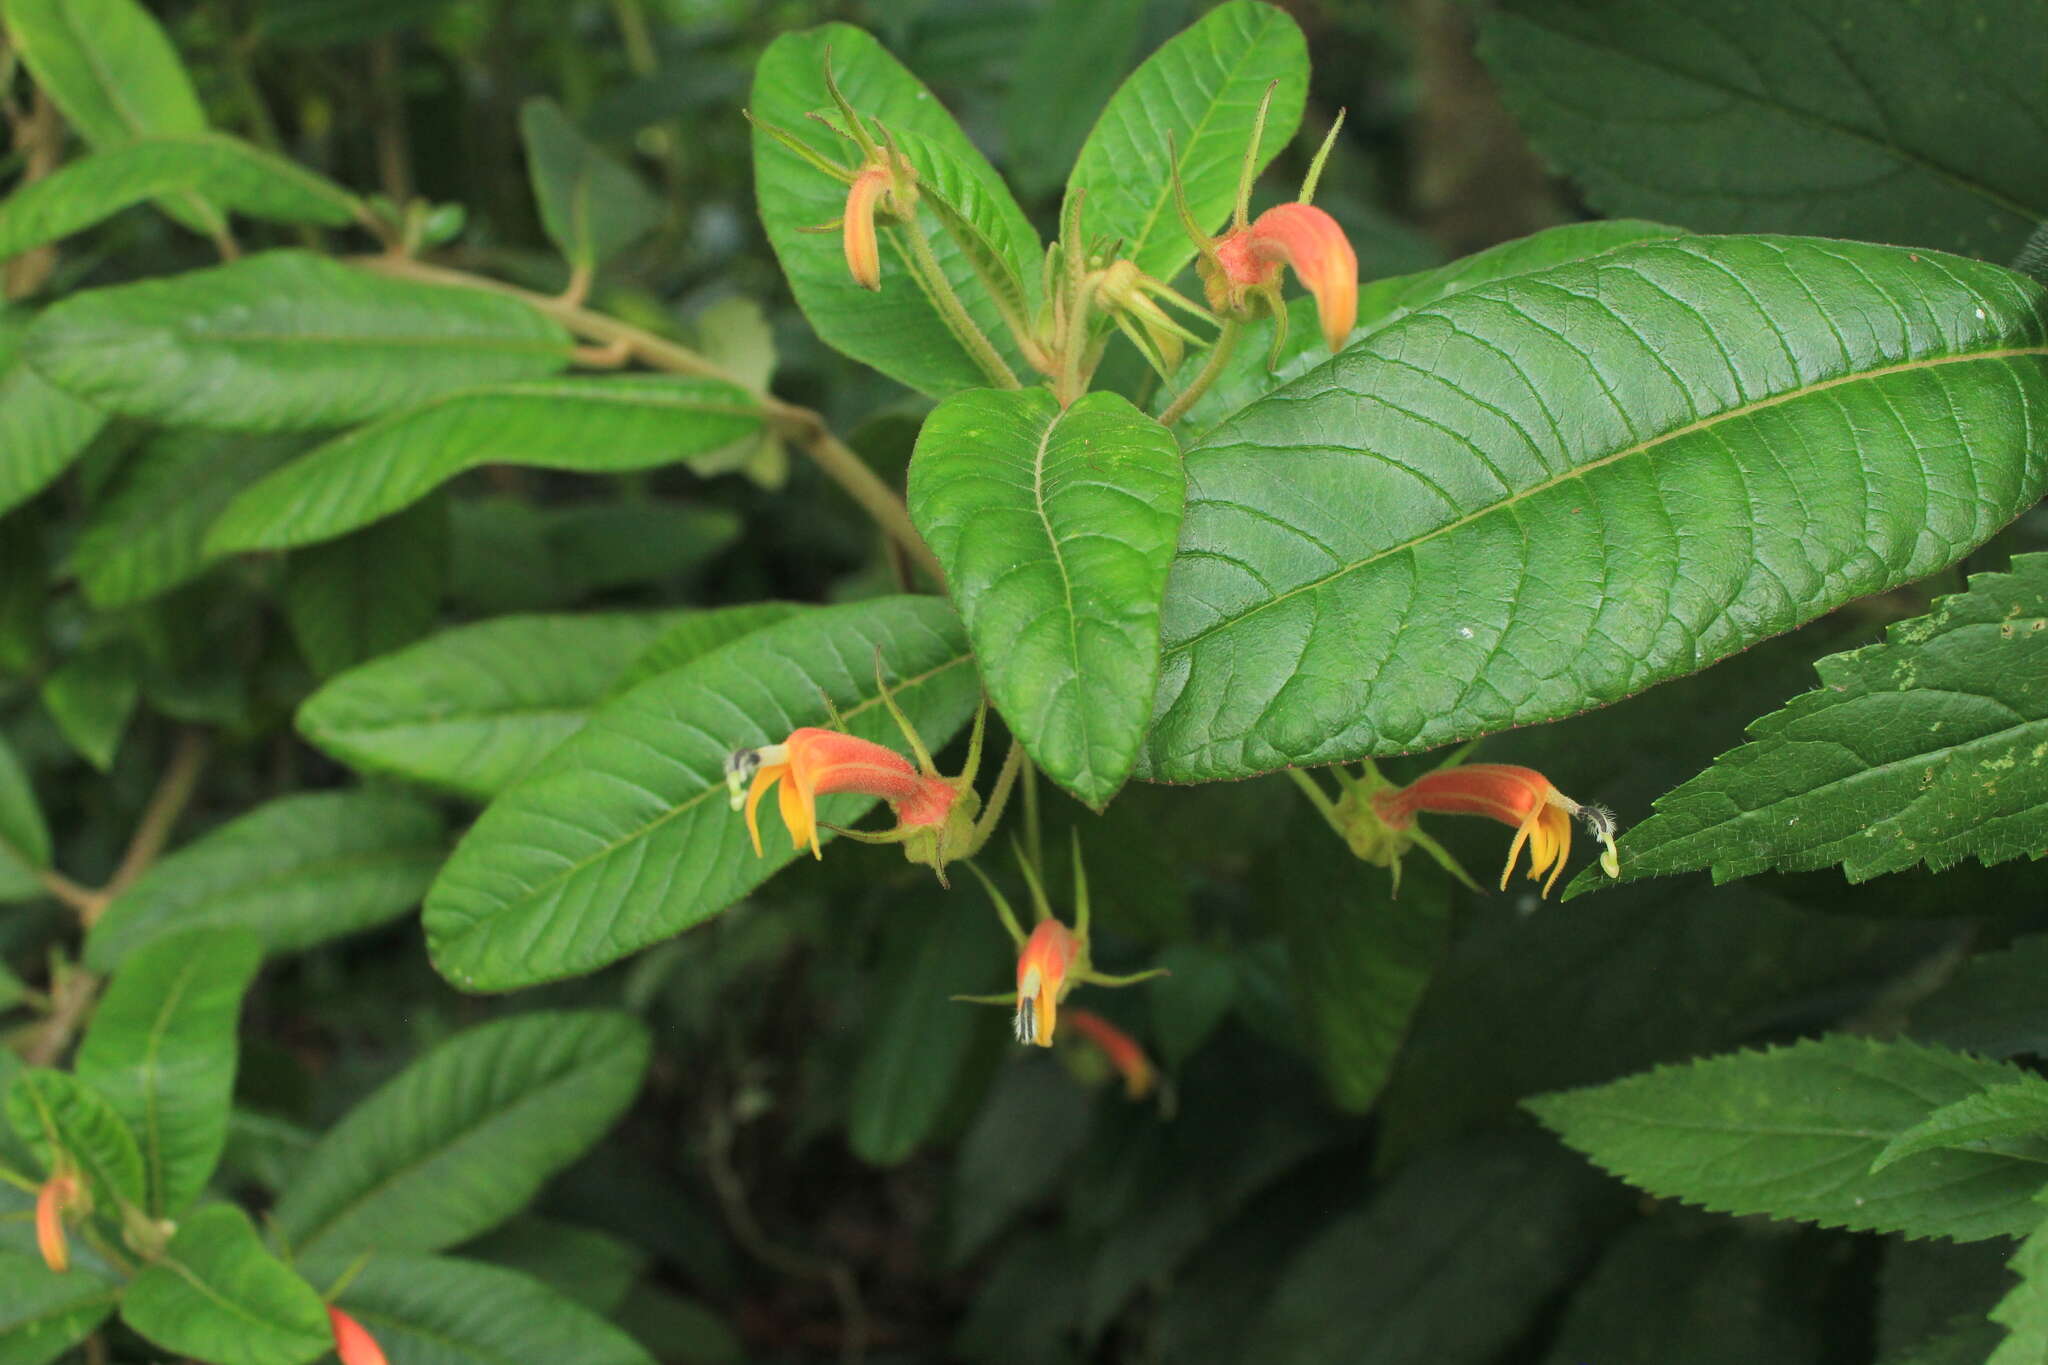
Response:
101,730,209,906
895,214,1018,389
1285,767,1349,842
1158,319,1242,428
351,254,947,584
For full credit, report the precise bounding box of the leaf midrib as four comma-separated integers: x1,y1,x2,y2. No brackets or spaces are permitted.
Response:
435,651,974,940
1028,407,1091,785
1167,344,2048,658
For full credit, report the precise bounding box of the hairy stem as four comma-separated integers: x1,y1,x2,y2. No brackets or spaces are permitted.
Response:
352,254,946,583
895,214,1018,389
1158,320,1242,428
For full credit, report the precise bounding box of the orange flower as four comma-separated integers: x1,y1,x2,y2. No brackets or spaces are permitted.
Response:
1064,1009,1155,1098
1015,917,1081,1047
327,1306,389,1365
1205,203,1357,352
728,727,955,860
35,1173,77,1273
1372,763,1618,897
842,165,890,291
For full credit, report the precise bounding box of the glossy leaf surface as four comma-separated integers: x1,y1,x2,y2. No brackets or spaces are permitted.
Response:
1065,1,1306,286
1528,1037,2047,1242
122,1205,331,1365
1482,0,2048,260
299,612,694,799
209,375,760,551
271,1011,649,1257
911,388,1182,807
1141,235,2048,781
74,928,262,1216
750,24,1038,396
85,790,446,969
5,1070,145,1212
424,597,978,990
1594,554,2048,891
25,252,573,431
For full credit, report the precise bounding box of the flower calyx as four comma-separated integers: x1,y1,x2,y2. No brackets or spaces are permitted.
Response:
1179,87,1358,363
953,837,1168,1048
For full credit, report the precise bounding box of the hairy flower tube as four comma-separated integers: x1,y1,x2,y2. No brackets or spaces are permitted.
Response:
327,1306,390,1365
1372,763,1620,898
842,164,892,291
956,839,1167,1047
1064,1009,1156,1099
35,1172,79,1273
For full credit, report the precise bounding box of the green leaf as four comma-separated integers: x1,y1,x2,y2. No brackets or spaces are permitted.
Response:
72,928,263,1217
66,430,308,608
1912,934,2048,1060
750,23,1040,397
1001,0,1146,199
84,789,447,969
910,388,1182,807
0,310,107,519
1874,1078,2048,1173
1269,823,1451,1114
849,887,1007,1165
1887,1322,2011,1365
39,642,138,772
608,602,809,697
1481,0,2048,260
423,596,979,991
1992,1193,2048,1364
0,134,358,261
0,0,224,238
1257,1134,1626,1365
207,375,761,552
315,1252,653,1365
0,731,51,902
520,97,663,274
1065,1,1306,287
298,611,695,799
121,1204,331,1365
460,1216,647,1314
1527,1036,2048,1242
1540,1220,1830,1365
0,1250,117,1365
1591,554,2048,892
1147,940,1236,1072
1167,219,1686,439
1141,235,2048,782
5,1069,146,1213
270,1010,650,1257
283,495,448,676
25,251,573,431
446,497,739,613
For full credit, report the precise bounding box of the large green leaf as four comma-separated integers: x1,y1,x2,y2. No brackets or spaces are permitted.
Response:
607,602,808,696
1140,235,2048,781
270,1011,650,1257
283,495,448,675
24,252,573,431
298,612,695,799
313,1253,654,1365
73,928,263,1217
423,596,979,991
1590,554,2048,892
1990,1193,2048,1365
458,1216,646,1314
0,134,358,260
66,430,308,607
39,642,137,772
1257,1135,1626,1365
1911,934,2048,1060
1527,1036,2048,1242
1064,0,1306,286
208,375,760,552
1874,1077,2048,1173
910,388,1182,807
750,23,1040,397
1480,0,2048,260
0,732,51,902
0,0,224,237
849,886,1007,1165
1169,219,1687,439
520,97,663,275
84,789,447,969
5,1070,145,1214
122,1204,331,1365
0,1251,117,1365
0,310,107,519
447,497,740,614
1268,824,1452,1114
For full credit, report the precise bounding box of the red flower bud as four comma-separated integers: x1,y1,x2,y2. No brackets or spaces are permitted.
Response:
328,1306,389,1365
